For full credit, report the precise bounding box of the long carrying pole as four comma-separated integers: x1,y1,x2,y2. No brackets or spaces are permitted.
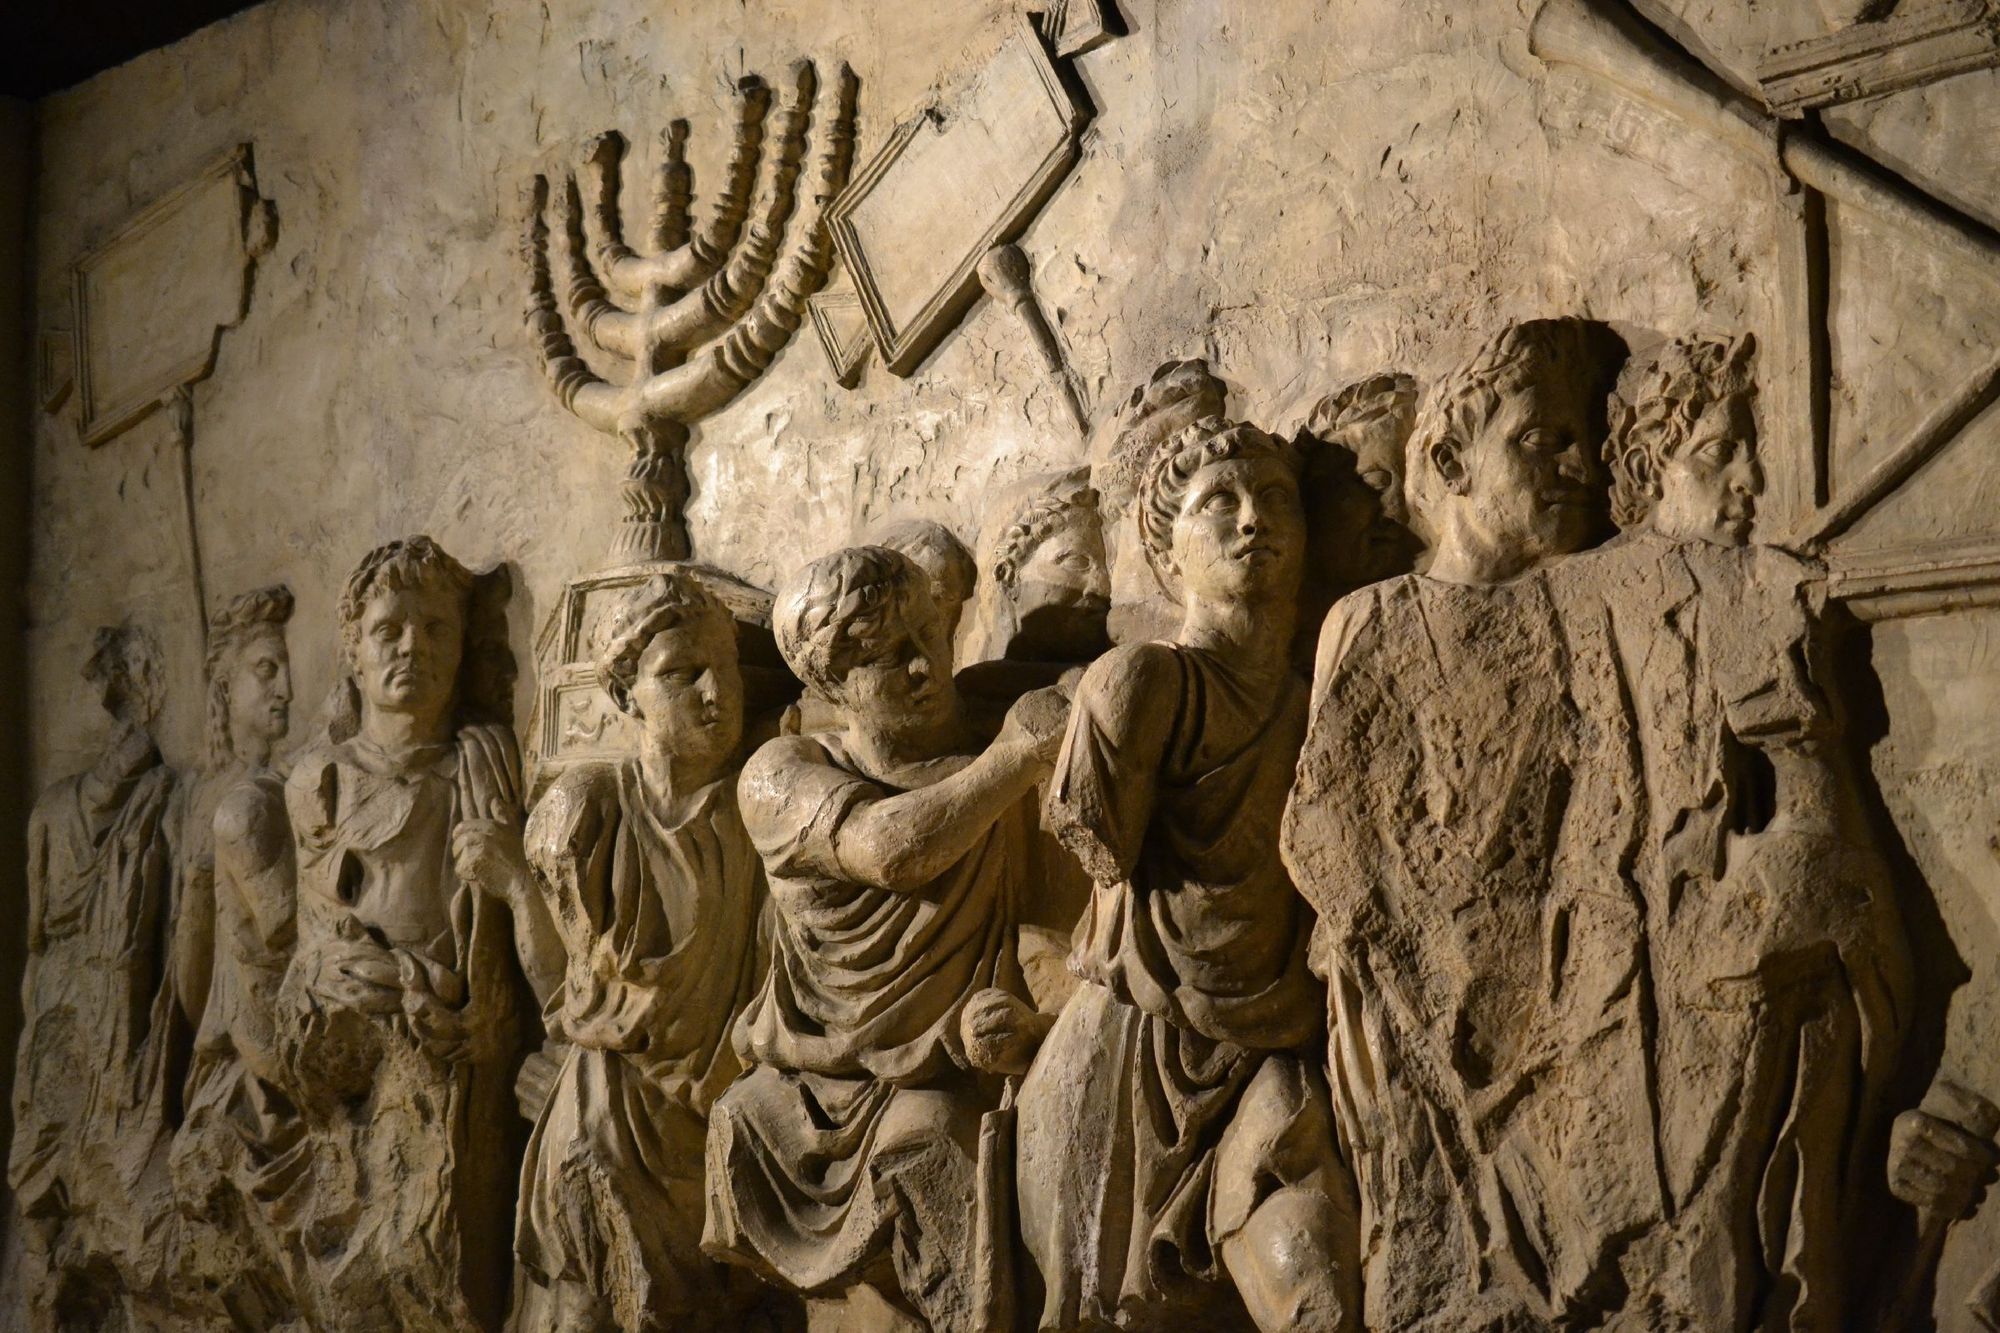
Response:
162,385,209,647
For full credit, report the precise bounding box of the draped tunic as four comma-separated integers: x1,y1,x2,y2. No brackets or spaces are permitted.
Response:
515,760,763,1326
280,727,522,1332
704,731,1032,1331
1018,642,1340,1330
10,729,181,1290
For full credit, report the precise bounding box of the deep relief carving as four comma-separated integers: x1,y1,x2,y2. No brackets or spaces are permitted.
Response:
15,1,2000,1326
524,64,860,562
276,538,527,1329
513,572,769,1330
704,544,1066,1331
11,625,181,1325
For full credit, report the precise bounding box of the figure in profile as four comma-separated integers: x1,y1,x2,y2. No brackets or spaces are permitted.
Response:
983,468,1111,665
1294,370,1423,637
1282,318,1636,1329
1016,418,1360,1332
278,536,529,1331
507,571,768,1331
1562,332,1938,1324
704,545,1065,1332
169,585,309,1326
11,623,181,1324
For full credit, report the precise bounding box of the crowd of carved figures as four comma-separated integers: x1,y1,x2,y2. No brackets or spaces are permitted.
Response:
16,315,2000,1332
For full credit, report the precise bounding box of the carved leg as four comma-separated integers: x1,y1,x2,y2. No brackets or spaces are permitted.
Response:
1220,1181,1362,1333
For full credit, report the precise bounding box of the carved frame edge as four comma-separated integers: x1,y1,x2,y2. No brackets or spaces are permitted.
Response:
827,12,1088,379
71,144,260,448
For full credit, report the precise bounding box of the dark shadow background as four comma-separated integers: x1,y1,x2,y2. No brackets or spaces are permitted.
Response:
3,0,264,100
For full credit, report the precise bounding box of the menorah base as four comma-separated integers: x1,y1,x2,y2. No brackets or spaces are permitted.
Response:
610,517,692,564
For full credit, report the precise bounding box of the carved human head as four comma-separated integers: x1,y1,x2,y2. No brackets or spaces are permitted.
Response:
1089,359,1230,519
873,518,977,645
204,584,295,769
1298,371,1424,589
1608,333,1760,546
1138,417,1305,608
333,536,513,741
595,571,743,775
84,622,166,730
1406,318,1622,579
774,545,958,745
989,472,1110,661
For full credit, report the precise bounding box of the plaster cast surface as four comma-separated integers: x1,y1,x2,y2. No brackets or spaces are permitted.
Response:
9,0,2000,1328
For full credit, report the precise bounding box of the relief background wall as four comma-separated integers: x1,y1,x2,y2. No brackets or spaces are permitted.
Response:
12,0,2000,1322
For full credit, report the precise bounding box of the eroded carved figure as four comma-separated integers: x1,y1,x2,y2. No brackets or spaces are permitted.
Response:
10,624,182,1324
276,537,527,1331
169,586,309,1327
1555,333,1917,1323
509,572,769,1331
980,468,1111,666
1295,371,1424,633
1281,318,1651,1329
704,544,1066,1332
1016,419,1359,1332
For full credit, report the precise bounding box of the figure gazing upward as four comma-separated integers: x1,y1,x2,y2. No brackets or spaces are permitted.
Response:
523,61,860,563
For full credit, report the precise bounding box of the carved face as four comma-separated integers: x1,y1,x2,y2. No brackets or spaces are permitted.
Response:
1167,456,1305,607
351,583,464,720
1008,509,1111,659
226,624,292,759
627,618,743,778
1308,429,1421,591
1651,392,1760,547
833,591,958,748
1443,377,1604,565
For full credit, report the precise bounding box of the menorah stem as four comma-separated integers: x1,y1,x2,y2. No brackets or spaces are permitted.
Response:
614,421,694,562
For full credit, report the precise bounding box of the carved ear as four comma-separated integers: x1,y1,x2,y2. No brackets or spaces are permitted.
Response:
1430,435,1469,496
605,677,638,718
1621,442,1658,497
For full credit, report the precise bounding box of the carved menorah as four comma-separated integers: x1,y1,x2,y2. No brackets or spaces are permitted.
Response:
524,61,859,563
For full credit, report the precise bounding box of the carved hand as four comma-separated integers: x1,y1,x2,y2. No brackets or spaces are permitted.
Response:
452,818,531,900
997,684,1071,769
959,987,1053,1076
314,933,406,1017
515,1041,567,1121
1890,1106,1999,1222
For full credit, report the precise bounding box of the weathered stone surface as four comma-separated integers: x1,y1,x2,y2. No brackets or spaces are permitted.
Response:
8,0,2000,1329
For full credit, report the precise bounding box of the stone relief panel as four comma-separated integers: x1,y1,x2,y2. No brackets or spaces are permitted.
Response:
8,0,2000,1328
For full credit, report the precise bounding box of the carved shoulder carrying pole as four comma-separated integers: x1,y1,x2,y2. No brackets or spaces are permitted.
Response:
522,62,860,564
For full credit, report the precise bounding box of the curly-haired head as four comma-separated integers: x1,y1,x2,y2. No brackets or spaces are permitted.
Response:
1136,417,1298,595
1607,333,1758,531
204,584,294,767
773,546,937,699
1405,319,1620,529
330,536,514,740
1089,359,1228,513
991,479,1101,593
872,519,976,626
593,571,735,716
1302,372,1421,450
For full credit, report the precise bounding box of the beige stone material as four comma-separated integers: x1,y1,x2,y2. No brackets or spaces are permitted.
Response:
9,0,2000,1328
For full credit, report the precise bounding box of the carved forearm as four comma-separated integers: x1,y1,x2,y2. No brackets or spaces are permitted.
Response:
833,745,1045,893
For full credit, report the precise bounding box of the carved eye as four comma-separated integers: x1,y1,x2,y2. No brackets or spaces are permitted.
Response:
1693,439,1729,465
1361,468,1394,493
1198,489,1237,515
1518,429,1561,452
1056,551,1090,572
371,621,399,642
